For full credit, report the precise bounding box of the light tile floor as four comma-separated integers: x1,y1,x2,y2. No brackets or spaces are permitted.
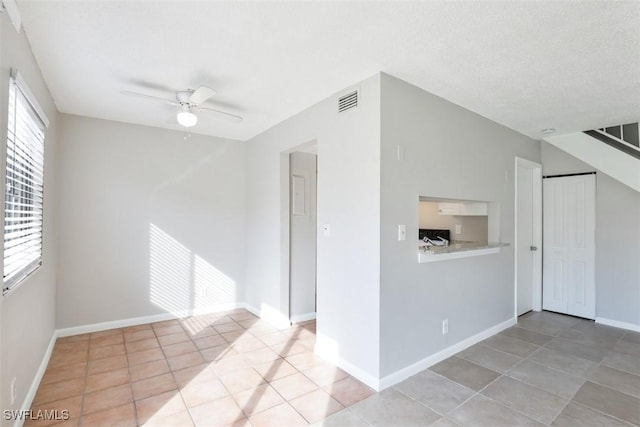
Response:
27,309,374,426
320,310,640,426
29,310,640,426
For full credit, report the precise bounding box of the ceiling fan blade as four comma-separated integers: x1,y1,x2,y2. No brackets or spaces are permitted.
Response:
121,90,178,106
188,86,216,105
198,106,243,122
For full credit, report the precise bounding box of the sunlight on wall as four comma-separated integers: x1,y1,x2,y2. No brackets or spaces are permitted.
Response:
194,254,235,309
149,224,192,316
149,224,236,327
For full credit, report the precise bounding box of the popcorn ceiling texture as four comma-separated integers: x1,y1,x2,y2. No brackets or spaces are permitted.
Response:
18,1,640,141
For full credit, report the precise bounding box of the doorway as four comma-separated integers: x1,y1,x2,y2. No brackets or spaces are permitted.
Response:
288,148,317,323
515,157,542,317
542,173,596,319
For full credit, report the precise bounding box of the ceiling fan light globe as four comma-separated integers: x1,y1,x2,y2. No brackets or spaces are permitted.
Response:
177,111,197,128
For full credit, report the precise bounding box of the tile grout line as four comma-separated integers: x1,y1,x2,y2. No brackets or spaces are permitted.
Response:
78,336,91,426
118,327,140,427
130,316,236,424
504,326,584,421
475,340,540,360
77,331,102,426
480,331,544,352
248,325,324,425
473,364,567,425
186,312,256,424
390,384,450,419
439,320,577,425
184,315,247,425
151,320,195,427
511,318,640,426
185,314,255,424
521,356,587,382
121,328,141,423
441,371,547,424
263,330,320,423
177,313,341,426
566,399,639,427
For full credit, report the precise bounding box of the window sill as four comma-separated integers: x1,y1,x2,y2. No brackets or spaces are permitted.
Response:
3,263,42,297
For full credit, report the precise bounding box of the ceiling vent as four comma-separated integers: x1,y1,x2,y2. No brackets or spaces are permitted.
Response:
338,90,358,113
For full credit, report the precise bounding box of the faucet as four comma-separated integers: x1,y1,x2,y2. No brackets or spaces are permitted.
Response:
437,236,449,247
422,237,436,246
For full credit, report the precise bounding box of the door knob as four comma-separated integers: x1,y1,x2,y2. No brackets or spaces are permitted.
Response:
530,246,538,251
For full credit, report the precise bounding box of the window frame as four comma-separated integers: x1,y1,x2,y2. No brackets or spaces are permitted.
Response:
3,69,49,295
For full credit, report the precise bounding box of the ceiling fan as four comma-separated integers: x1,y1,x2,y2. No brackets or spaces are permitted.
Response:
121,86,243,128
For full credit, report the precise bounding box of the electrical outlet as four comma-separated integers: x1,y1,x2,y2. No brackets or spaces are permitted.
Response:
455,224,461,235
11,377,16,405
442,319,449,335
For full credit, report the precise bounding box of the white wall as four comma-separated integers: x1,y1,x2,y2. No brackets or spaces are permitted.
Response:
541,142,640,328
245,75,381,381
56,115,246,328
0,12,59,421
379,74,540,377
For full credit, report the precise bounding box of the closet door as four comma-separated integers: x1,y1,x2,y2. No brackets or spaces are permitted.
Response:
543,178,568,314
543,174,595,319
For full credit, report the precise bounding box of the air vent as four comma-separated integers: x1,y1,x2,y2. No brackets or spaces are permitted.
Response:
338,90,358,113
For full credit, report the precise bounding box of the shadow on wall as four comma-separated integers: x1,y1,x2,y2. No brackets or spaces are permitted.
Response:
149,223,236,322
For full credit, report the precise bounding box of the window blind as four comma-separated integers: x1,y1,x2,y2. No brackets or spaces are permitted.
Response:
3,75,46,293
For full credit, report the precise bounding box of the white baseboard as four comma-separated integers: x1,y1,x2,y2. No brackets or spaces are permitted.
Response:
314,333,381,391
56,302,294,338
16,333,57,427
315,317,516,392
596,317,640,333
239,302,261,318
291,312,316,323
56,312,176,337
377,316,516,390
241,302,291,330
57,303,244,337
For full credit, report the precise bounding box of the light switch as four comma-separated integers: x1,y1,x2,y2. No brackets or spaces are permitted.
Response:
398,224,406,241
323,224,330,237
455,224,461,235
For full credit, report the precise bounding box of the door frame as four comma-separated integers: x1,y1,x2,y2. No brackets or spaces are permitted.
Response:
514,157,543,318
280,140,318,325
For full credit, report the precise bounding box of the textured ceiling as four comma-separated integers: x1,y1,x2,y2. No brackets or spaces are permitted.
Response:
17,1,640,141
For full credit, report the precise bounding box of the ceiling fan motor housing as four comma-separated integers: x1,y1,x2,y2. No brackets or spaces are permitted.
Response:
176,91,193,105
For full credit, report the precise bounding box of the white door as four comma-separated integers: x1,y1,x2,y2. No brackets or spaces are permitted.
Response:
543,174,596,319
517,166,535,315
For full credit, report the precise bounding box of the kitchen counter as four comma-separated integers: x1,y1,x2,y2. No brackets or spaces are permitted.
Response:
418,241,509,263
